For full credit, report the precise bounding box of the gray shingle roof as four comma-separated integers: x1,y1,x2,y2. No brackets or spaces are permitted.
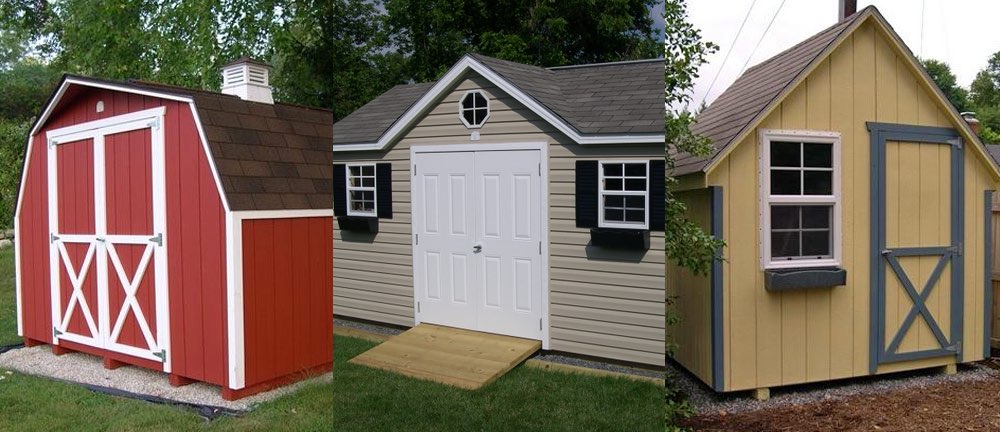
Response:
671,7,870,176
332,54,664,146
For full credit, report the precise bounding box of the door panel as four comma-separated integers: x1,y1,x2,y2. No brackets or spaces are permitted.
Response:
413,149,543,340
414,152,476,330
871,124,963,372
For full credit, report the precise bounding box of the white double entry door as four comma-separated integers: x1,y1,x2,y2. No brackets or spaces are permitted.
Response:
412,147,544,341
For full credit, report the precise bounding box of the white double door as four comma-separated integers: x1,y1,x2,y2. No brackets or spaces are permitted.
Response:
413,149,543,340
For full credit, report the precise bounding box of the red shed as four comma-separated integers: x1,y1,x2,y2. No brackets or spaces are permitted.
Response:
13,60,333,400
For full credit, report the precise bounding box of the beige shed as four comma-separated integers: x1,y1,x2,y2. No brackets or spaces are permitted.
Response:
668,6,1000,396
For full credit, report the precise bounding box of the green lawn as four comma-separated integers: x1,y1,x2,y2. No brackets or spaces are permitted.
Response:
1,246,663,431
331,335,664,431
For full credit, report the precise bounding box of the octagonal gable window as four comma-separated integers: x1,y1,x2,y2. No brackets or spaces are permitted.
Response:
459,90,490,128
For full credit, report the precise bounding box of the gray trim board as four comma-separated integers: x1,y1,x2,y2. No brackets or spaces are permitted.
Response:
867,122,964,374
764,267,846,291
986,190,994,358
710,185,724,391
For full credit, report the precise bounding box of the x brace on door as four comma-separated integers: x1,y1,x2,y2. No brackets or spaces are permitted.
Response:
881,247,959,358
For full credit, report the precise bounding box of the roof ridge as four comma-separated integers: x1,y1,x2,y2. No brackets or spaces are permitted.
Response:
743,8,867,75
547,58,662,70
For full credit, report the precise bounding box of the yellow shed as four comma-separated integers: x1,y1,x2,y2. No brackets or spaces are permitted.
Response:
667,6,1000,396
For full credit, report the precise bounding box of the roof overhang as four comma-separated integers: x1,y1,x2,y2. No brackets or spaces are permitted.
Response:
698,8,1000,182
334,54,665,152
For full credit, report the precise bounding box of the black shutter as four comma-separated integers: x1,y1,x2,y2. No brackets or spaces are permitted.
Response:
575,160,599,228
333,164,347,216
376,163,393,219
650,159,665,231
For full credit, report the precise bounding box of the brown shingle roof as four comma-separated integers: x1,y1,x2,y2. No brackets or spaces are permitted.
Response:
332,54,664,146
124,79,333,211
671,7,870,176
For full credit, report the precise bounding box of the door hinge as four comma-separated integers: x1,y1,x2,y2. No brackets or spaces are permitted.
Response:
152,349,166,362
50,233,60,243
149,118,161,130
413,165,417,176
415,234,419,245
53,327,62,338
149,233,163,247
538,163,541,176
539,318,542,331
539,241,542,255
417,302,421,313
950,243,963,256
948,341,962,353
949,138,963,149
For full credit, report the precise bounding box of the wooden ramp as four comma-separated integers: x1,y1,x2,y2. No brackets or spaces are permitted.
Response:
349,324,541,389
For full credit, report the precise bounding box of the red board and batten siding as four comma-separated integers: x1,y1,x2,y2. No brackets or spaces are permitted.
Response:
17,88,230,386
241,217,332,388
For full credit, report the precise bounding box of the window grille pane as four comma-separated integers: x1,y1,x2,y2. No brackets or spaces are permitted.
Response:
604,208,624,222
803,171,832,195
605,195,624,208
770,141,800,167
624,178,646,191
771,206,799,229
624,163,646,176
603,163,623,176
604,178,623,191
624,195,644,208
770,170,801,195
801,206,831,229
625,209,645,222
803,143,832,167
802,231,831,256
771,231,800,258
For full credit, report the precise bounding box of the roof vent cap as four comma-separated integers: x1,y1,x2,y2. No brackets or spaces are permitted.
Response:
220,57,273,104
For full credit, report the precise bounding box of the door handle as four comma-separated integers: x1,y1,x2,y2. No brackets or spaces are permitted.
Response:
473,243,482,253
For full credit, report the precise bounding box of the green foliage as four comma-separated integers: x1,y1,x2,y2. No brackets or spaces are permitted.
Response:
271,0,408,121
982,127,1000,145
663,1,718,429
384,0,662,83
921,58,969,113
970,52,1000,109
0,120,27,231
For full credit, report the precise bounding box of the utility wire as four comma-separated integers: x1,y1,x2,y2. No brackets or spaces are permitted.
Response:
699,0,759,108
920,0,926,55
738,0,788,76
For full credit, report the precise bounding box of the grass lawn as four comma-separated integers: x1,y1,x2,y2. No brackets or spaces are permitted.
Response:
331,335,664,432
1,246,664,431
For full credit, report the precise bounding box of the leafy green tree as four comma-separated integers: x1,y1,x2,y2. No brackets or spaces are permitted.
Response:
663,0,718,429
970,52,1000,109
271,0,408,120
921,58,969,113
384,0,662,83
0,119,28,229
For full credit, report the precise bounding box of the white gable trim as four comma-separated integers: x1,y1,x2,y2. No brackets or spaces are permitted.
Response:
16,77,232,221
334,55,664,152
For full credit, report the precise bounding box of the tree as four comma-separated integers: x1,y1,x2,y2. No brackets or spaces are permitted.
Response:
271,0,408,121
970,51,1000,109
921,58,969,113
663,0,718,429
384,0,662,83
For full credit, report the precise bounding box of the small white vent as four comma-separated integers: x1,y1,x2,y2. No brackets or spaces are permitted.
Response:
220,58,273,104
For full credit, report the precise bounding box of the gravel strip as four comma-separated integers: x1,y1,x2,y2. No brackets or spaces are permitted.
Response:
334,318,404,337
668,359,999,415
534,353,665,381
0,346,331,411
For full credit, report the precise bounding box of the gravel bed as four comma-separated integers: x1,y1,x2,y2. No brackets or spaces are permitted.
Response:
334,318,404,337
533,353,664,381
668,359,999,415
0,346,331,411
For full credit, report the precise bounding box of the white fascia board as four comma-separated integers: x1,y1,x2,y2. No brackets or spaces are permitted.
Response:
333,55,665,153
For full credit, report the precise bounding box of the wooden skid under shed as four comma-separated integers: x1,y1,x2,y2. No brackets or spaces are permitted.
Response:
349,324,540,389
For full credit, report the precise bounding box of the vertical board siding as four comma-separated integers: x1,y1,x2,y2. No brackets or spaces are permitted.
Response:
333,73,665,366
242,217,333,387
19,88,229,385
665,189,712,382
703,20,998,391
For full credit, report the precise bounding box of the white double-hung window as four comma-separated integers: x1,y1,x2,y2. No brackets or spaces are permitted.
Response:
760,130,841,269
598,160,649,229
346,163,377,217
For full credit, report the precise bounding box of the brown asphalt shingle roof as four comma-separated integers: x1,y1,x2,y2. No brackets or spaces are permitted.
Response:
60,76,333,211
671,7,871,176
332,54,664,145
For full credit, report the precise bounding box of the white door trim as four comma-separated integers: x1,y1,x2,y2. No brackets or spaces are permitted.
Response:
46,108,171,370
410,141,550,348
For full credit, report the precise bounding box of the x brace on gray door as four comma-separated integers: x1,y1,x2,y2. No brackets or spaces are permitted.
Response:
867,122,964,374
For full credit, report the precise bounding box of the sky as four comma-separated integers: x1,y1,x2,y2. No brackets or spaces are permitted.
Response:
687,0,1000,107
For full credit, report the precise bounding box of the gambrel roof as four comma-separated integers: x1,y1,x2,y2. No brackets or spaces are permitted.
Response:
26,75,334,212
332,53,665,150
674,6,1000,179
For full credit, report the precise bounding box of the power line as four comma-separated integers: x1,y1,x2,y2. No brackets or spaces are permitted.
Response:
920,0,926,55
699,0,759,108
738,0,788,76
